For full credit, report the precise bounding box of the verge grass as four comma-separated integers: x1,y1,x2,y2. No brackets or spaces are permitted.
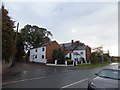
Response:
77,62,110,69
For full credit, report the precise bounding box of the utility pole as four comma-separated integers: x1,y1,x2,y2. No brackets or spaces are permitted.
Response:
108,50,111,62
101,53,104,63
12,23,19,66
15,23,19,44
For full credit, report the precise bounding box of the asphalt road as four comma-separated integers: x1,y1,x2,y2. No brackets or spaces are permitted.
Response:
2,63,119,88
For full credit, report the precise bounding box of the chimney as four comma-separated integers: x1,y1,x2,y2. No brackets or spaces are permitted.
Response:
63,44,65,48
71,40,74,45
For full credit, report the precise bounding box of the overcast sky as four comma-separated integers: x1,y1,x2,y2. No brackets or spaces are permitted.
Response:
3,1,118,56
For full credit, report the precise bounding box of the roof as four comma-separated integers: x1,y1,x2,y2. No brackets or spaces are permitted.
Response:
74,46,87,50
41,41,58,46
30,41,59,50
73,52,80,55
60,40,88,51
64,45,76,51
61,44,87,51
60,43,72,47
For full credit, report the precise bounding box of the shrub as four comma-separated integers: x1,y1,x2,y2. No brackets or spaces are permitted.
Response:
66,59,73,65
52,48,65,64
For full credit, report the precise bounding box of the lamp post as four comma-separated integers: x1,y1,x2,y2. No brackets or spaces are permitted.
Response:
101,53,104,63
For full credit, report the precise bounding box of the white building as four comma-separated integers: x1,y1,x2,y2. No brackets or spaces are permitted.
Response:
65,49,87,64
30,46,47,63
29,41,63,64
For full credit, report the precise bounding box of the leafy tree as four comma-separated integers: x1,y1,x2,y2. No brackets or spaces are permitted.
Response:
103,53,110,62
20,24,53,52
15,32,25,61
52,48,65,64
2,5,16,63
90,52,101,64
74,41,85,46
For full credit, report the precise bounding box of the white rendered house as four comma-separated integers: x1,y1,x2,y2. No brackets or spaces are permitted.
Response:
65,49,87,63
29,41,63,64
30,46,47,63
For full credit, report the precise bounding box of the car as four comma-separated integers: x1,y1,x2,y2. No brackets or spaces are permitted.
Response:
88,68,120,90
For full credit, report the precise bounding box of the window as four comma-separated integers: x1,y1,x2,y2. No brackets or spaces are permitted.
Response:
69,53,72,59
81,52,83,54
42,48,44,51
42,55,44,59
35,49,37,52
35,55,37,59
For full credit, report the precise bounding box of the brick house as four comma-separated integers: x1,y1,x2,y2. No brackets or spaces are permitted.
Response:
30,41,63,63
60,40,91,63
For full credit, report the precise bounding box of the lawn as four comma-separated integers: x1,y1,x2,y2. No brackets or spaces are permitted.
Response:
77,62,111,69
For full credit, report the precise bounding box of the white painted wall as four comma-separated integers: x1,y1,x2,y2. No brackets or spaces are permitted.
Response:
73,50,86,63
65,52,80,61
30,46,46,63
65,49,87,63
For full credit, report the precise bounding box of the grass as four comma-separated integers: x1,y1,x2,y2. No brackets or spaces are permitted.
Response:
77,62,111,69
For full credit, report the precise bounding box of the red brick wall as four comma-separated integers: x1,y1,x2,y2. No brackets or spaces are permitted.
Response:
86,46,91,62
64,50,72,55
46,41,63,63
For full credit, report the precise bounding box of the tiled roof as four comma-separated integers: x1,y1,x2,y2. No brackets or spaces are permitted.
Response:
74,46,86,50
61,43,86,51
73,52,80,55
41,41,57,46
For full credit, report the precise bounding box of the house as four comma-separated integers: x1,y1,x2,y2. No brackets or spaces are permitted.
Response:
30,41,63,64
60,40,91,64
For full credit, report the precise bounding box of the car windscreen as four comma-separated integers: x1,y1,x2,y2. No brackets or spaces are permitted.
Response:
98,69,120,80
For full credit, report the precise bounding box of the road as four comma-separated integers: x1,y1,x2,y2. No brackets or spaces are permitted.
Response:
2,63,119,88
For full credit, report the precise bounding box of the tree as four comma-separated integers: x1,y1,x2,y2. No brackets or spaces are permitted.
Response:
90,52,101,64
52,48,65,64
45,30,53,42
15,32,25,61
20,24,53,52
2,4,16,63
74,41,85,46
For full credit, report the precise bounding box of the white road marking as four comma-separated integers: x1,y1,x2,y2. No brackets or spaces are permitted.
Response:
61,78,88,88
2,76,46,85
2,73,64,85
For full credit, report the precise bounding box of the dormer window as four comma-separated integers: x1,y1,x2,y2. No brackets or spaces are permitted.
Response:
81,52,83,54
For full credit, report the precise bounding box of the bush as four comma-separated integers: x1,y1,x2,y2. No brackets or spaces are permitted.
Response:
52,48,65,64
66,59,73,65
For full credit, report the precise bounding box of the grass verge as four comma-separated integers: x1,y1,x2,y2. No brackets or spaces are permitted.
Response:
77,62,111,69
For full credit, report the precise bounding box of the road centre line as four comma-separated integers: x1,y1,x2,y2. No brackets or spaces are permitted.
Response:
2,73,65,85
2,76,46,85
61,78,88,88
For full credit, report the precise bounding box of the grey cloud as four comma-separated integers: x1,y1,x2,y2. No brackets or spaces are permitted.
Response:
4,2,118,56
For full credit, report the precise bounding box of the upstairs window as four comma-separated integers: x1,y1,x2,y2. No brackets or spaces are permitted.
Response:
35,49,37,52
42,48,44,51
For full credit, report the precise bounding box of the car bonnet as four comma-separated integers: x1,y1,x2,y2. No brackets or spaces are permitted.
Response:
92,76,119,88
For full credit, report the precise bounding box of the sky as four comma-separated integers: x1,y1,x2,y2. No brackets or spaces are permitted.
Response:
2,0,118,56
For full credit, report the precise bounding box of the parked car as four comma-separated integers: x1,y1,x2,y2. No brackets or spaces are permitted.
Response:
88,68,120,90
